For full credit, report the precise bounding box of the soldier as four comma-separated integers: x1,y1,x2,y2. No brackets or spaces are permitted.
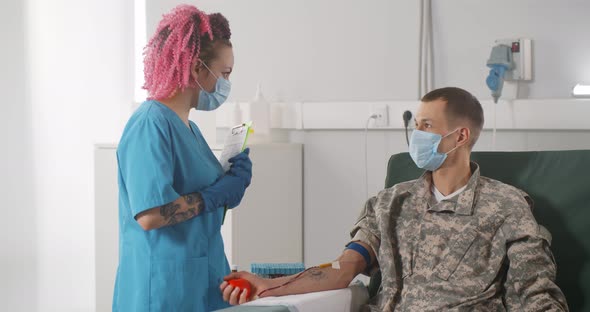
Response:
220,87,568,311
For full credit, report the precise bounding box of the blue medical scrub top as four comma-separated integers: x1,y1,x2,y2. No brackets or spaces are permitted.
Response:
113,100,230,311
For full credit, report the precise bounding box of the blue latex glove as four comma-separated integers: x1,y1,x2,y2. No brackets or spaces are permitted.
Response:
200,148,253,212
228,148,253,187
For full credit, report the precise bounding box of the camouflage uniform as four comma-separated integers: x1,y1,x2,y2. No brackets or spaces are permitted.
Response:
350,162,568,311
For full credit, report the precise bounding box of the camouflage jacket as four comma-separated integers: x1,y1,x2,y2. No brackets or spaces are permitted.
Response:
350,162,568,311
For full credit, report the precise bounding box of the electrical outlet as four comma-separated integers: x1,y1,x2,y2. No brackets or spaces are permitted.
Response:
372,105,389,127
494,38,532,81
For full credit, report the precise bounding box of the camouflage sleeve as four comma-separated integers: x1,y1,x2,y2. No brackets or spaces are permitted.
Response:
501,195,569,311
349,196,381,274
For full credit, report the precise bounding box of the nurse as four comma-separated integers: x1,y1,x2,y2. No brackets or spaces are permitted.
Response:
113,4,251,311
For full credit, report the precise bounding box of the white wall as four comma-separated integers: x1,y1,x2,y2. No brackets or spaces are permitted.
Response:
147,0,590,103
433,0,590,99
0,0,37,311
303,1,590,265
26,0,134,310
147,0,420,102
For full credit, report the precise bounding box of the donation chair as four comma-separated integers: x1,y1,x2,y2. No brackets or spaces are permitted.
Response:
368,150,590,312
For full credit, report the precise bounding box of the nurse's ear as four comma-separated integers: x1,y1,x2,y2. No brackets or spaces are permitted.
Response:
191,57,205,83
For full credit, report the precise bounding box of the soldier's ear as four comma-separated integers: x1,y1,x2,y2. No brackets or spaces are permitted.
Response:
457,127,470,147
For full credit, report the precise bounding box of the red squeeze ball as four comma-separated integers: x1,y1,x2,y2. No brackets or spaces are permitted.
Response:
228,279,252,297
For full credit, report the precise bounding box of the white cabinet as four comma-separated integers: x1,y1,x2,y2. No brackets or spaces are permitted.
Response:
94,144,119,312
218,143,303,272
94,143,302,310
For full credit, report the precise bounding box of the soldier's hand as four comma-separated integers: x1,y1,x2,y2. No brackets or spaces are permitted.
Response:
220,271,273,305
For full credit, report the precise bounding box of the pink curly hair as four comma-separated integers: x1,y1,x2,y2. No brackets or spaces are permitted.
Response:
143,4,231,100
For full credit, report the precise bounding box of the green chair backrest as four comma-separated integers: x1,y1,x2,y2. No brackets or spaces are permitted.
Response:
371,150,590,311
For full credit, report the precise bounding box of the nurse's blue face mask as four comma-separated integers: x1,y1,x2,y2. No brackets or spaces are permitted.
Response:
194,61,231,111
409,128,460,171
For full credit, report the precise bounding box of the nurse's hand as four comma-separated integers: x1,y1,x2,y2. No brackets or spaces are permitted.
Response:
200,173,246,212
200,148,253,211
220,271,273,305
228,148,252,187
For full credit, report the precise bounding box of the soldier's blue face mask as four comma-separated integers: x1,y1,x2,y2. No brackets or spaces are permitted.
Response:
195,61,231,111
409,128,460,171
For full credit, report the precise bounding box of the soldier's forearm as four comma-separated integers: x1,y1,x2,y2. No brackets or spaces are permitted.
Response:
260,249,367,297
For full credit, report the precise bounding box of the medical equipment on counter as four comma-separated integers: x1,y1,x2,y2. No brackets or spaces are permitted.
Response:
246,83,272,143
251,263,305,279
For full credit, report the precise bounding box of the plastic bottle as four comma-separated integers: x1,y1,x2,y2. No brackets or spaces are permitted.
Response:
248,83,271,143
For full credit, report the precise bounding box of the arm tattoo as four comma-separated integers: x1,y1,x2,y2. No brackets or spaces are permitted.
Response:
160,202,180,218
159,193,204,226
166,208,198,226
184,193,196,205
185,193,205,214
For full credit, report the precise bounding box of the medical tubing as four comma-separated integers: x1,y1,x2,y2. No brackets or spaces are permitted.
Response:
365,115,378,199
418,0,433,97
492,101,497,151
424,0,433,93
418,0,423,98
257,266,319,297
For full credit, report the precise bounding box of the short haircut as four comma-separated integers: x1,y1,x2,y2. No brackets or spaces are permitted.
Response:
421,87,484,148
